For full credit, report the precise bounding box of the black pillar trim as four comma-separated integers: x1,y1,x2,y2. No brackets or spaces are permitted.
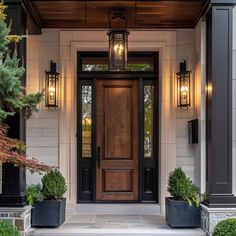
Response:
4,0,42,35
22,0,42,34
0,164,26,207
204,0,236,207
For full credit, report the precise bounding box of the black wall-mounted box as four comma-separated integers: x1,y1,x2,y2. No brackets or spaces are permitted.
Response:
188,119,198,144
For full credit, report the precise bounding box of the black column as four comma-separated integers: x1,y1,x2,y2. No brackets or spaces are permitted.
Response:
0,1,27,207
205,0,236,207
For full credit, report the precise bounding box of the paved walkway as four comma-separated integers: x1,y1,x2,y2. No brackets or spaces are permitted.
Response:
27,214,206,236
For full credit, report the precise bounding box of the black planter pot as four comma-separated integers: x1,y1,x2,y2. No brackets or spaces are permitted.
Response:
165,197,200,228
31,198,66,227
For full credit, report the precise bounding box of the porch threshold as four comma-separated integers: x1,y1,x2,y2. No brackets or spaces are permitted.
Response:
75,204,161,214
26,214,206,236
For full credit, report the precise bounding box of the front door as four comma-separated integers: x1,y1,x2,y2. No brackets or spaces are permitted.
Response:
96,80,139,201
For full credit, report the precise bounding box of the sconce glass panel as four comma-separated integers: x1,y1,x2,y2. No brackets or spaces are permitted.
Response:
177,71,191,108
45,72,59,107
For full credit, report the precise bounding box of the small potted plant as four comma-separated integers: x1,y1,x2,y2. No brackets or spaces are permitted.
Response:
26,184,44,206
166,167,202,228
27,169,67,227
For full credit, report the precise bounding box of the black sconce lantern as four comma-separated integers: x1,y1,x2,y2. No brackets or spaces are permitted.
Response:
45,61,59,107
107,10,129,71
176,60,191,108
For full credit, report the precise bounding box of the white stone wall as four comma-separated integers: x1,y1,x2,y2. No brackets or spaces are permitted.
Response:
176,29,196,181
26,28,198,207
26,29,60,184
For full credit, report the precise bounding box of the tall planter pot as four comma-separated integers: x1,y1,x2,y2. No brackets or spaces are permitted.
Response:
31,198,66,227
165,197,200,228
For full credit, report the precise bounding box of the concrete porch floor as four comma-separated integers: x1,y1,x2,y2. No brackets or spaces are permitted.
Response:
26,214,206,236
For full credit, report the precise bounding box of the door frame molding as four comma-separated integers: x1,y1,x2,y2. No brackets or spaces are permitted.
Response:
77,52,159,203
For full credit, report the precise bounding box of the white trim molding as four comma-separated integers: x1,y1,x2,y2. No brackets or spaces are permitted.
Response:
59,30,177,213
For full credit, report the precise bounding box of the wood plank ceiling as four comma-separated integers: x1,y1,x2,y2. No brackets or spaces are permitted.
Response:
26,0,207,29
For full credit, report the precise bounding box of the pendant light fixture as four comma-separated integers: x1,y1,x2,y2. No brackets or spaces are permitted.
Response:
107,9,129,71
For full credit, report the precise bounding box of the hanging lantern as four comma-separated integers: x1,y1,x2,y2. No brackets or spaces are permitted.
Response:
45,61,59,107
176,60,191,108
107,11,129,71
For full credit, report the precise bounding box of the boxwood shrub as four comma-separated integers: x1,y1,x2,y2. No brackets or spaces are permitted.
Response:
42,169,67,200
213,218,236,236
0,220,19,236
167,167,201,206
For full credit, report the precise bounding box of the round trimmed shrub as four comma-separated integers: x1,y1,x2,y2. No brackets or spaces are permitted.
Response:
42,169,67,200
213,218,236,236
167,167,200,205
0,220,20,236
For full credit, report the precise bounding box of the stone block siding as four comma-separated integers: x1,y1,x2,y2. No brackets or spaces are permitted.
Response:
25,29,202,207
26,29,60,184
26,28,196,182
176,29,196,181
201,205,236,236
0,206,31,236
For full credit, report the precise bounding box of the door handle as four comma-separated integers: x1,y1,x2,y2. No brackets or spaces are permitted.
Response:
97,147,101,169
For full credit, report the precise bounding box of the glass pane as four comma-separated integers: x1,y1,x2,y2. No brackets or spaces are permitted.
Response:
82,64,108,71
81,85,92,158
127,56,154,71
81,54,154,72
127,63,153,71
82,57,108,71
144,85,154,158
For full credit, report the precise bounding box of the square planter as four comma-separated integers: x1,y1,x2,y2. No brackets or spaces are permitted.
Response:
165,197,200,228
31,198,66,227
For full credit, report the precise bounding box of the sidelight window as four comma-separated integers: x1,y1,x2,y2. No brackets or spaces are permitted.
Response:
140,79,157,202
81,85,92,158
144,85,154,158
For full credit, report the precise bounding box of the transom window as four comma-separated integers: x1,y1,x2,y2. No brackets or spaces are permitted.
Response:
78,52,157,72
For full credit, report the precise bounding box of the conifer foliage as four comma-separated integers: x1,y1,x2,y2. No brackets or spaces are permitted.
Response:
0,1,43,120
0,1,51,173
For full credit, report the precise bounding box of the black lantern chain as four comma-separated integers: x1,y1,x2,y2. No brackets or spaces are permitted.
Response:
176,60,191,108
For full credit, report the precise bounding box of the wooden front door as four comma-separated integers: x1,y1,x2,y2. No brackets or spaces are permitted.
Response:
96,80,139,201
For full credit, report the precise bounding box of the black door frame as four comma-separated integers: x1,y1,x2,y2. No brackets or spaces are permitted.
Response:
77,52,159,203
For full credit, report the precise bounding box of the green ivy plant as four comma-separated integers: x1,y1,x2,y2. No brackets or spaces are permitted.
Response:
42,169,67,200
26,184,44,206
167,167,203,207
213,218,236,236
0,220,20,236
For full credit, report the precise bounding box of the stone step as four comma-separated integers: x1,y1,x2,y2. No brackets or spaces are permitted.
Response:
75,204,161,214
26,213,206,236
27,228,206,236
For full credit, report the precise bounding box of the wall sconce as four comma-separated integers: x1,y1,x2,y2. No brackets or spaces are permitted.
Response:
107,9,129,71
176,60,191,108
45,61,59,107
